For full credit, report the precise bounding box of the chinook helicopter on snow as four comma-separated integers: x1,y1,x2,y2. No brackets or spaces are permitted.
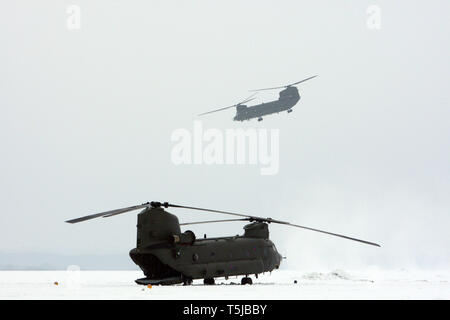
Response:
199,76,317,122
66,201,380,286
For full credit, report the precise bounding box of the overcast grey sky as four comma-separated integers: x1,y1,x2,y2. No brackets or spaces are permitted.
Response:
1,1,449,270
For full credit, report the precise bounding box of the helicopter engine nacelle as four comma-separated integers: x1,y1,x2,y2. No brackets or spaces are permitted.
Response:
172,230,196,245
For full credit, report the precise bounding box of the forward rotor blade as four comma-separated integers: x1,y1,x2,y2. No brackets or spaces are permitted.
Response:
238,97,256,105
65,203,151,223
180,218,249,226
289,75,318,86
198,105,237,116
198,93,257,116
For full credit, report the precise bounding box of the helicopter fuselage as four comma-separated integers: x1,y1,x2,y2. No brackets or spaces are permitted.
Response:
129,207,282,285
65,195,379,285
234,86,300,121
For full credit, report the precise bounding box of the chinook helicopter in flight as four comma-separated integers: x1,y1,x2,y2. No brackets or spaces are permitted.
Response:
66,201,380,286
199,75,317,122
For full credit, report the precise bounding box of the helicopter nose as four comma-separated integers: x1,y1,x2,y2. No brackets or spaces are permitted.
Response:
278,253,282,264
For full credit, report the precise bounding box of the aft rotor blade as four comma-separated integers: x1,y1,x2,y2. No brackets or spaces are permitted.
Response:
238,93,257,104
65,203,151,224
180,218,249,226
289,75,318,86
249,85,286,92
269,220,380,247
169,203,379,247
250,75,318,92
238,96,256,105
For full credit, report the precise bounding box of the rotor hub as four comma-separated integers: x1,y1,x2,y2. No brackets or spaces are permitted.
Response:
147,201,169,208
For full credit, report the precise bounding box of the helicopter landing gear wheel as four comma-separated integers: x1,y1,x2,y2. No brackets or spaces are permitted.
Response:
258,117,263,122
241,277,253,285
203,278,215,285
182,277,193,286
287,109,292,113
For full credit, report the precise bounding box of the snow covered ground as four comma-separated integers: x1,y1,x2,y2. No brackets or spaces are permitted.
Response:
1,269,449,300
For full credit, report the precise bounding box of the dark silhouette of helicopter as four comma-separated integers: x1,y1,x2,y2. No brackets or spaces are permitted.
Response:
66,201,380,286
199,75,318,122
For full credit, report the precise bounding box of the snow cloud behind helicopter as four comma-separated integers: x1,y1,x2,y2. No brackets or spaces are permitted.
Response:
0,1,449,271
